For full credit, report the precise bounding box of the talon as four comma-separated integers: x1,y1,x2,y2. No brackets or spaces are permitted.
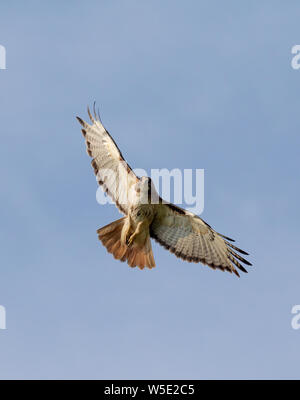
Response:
126,235,134,247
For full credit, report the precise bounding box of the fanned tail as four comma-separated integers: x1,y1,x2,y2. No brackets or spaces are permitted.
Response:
97,218,155,269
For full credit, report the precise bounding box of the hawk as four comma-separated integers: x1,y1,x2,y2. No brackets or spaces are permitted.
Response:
77,105,251,277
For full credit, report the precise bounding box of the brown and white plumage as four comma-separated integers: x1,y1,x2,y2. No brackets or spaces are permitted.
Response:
77,105,139,215
150,203,251,277
77,105,252,277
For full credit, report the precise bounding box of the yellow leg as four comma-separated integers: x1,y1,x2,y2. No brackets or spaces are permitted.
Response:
121,214,134,245
126,220,147,247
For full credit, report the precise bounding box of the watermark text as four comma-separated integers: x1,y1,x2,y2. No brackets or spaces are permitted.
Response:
0,45,6,69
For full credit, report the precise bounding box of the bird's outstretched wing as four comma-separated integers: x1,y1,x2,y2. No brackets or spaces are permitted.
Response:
150,203,251,276
77,106,139,215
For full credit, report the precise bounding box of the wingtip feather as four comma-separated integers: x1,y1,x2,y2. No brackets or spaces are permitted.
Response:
87,106,94,123
76,116,85,126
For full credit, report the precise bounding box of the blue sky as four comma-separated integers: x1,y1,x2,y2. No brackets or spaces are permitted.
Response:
0,0,300,379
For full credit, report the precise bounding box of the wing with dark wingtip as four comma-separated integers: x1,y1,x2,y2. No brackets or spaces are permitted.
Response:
150,203,252,277
77,106,139,215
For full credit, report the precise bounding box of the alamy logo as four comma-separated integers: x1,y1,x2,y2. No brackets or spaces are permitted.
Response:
96,168,205,215
291,45,300,70
0,45,6,69
0,305,6,329
291,305,300,330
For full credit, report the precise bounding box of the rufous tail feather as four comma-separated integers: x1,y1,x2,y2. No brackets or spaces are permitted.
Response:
97,218,155,269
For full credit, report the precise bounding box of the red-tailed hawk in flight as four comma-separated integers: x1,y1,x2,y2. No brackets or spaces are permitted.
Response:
77,106,251,277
